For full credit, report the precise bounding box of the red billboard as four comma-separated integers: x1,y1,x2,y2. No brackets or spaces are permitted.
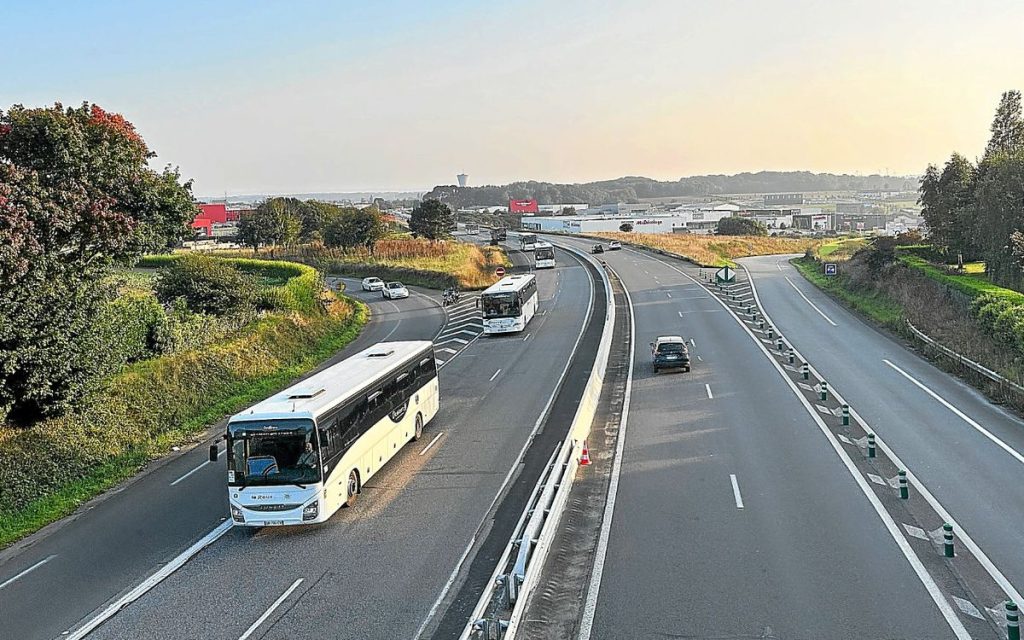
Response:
509,198,539,214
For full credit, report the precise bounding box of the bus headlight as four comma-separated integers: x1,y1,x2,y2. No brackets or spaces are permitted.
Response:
230,505,244,523
302,500,319,521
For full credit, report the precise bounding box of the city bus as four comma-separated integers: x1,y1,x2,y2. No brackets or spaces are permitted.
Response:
520,233,538,251
480,274,538,334
534,241,555,269
220,341,439,526
489,227,507,245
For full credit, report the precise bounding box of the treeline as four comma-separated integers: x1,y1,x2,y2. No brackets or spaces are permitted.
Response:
424,172,916,209
920,90,1024,288
0,103,196,425
237,197,386,255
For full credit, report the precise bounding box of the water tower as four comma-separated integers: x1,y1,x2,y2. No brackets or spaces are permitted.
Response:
457,173,469,188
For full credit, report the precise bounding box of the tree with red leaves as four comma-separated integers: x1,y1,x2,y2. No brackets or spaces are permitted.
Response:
0,102,197,423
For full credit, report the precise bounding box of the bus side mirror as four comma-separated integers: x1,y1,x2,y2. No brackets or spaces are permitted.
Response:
475,299,480,309
209,445,219,463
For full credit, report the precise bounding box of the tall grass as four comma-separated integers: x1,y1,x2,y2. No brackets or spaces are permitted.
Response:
593,232,822,267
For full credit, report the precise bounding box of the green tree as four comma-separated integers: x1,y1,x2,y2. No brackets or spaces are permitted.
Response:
619,222,634,232
154,254,257,316
985,90,1024,158
0,102,196,423
324,206,386,251
239,198,301,256
972,151,1024,287
410,199,455,240
716,216,767,236
919,153,976,258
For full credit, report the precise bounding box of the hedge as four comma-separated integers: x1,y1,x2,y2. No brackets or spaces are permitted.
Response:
898,255,1024,305
0,257,366,545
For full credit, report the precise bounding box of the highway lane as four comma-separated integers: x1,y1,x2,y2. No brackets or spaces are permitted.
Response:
84,248,596,640
745,254,1024,599
0,283,446,640
556,238,957,639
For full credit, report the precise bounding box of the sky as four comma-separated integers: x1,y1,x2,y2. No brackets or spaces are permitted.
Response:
4,0,1024,196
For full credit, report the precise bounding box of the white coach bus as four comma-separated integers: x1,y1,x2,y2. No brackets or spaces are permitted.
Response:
220,341,439,526
480,274,539,334
534,242,555,269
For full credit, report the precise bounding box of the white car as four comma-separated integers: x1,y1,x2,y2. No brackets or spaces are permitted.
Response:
382,281,409,299
608,241,622,251
361,277,385,292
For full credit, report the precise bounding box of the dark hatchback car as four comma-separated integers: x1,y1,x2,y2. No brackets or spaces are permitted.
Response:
651,335,690,372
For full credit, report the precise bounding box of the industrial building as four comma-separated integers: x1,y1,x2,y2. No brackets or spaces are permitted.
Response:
521,208,734,235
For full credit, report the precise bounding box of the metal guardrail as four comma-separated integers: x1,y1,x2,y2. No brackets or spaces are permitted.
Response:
460,240,617,640
906,320,1024,397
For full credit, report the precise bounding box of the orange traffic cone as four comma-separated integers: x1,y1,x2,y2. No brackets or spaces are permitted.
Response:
579,441,592,466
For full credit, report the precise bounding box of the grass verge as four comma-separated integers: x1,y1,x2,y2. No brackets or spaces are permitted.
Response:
898,255,1024,304
593,232,822,267
791,257,903,328
0,263,367,549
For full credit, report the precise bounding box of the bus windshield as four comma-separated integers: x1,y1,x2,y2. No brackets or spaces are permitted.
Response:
535,247,554,260
481,292,520,318
228,419,321,487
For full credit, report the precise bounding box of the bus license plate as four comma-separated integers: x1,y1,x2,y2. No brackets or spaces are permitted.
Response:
262,520,285,526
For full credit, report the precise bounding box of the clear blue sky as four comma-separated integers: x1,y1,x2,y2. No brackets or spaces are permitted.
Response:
5,0,1024,195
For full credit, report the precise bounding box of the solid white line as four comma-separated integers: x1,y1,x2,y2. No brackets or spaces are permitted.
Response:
238,578,303,640
65,520,234,640
705,383,714,399
419,432,444,455
743,259,1024,609
729,474,744,509
784,276,838,326
170,447,224,486
650,255,972,640
0,554,56,591
578,264,635,640
414,244,597,640
883,359,1024,467
489,368,502,382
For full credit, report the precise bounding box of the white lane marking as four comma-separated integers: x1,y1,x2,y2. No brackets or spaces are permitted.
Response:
65,520,234,640
0,555,56,591
729,474,744,509
883,359,1024,467
489,369,502,382
238,578,304,640
579,262,636,640
776,261,784,272
689,338,695,346
784,276,838,326
414,244,597,640
705,384,714,399
436,337,469,345
739,259,1024,625
677,311,683,318
523,333,531,341
666,292,672,298
697,355,703,362
418,432,444,455
170,447,224,486
650,255,973,640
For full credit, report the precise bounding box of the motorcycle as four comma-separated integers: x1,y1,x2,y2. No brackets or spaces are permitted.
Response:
442,288,461,306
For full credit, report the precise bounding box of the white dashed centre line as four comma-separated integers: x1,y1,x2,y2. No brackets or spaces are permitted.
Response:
419,432,444,455
238,578,304,640
170,446,225,486
730,474,744,509
0,555,56,591
678,311,683,318
523,333,531,341
705,384,714,399
489,368,502,382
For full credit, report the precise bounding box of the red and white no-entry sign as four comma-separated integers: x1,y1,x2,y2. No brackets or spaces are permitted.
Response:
495,267,506,277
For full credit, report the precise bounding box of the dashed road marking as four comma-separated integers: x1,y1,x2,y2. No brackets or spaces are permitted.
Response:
705,383,714,399
0,555,56,591
729,474,744,509
489,369,502,382
238,578,304,640
170,446,224,486
419,432,444,455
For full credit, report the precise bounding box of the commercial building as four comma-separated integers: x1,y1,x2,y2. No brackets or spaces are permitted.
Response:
764,193,804,206
522,208,733,235
191,203,244,238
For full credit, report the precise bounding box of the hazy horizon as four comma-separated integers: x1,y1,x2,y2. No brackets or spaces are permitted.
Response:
8,0,1024,195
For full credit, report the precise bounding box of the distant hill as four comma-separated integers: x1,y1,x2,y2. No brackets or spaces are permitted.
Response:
424,172,919,209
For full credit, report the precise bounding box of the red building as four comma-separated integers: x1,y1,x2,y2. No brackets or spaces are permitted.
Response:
191,204,241,237
509,198,539,214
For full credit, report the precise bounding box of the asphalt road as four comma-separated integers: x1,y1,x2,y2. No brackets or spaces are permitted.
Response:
77,245,597,640
744,254,1024,600
0,281,448,640
555,238,958,639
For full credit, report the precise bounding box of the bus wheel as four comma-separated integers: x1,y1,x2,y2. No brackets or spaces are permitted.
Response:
345,470,360,508
413,413,424,442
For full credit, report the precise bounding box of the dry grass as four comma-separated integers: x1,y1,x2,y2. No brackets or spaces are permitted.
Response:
593,232,822,267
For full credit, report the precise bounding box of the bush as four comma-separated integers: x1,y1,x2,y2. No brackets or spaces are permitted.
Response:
717,217,767,236
154,254,258,316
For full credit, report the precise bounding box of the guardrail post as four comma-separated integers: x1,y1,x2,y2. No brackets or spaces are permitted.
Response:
842,404,850,426
802,363,809,380
898,469,908,498
943,523,955,557
767,326,774,339
777,337,784,351
1007,601,1020,640
758,319,764,330
868,434,876,458
819,380,828,401
788,349,795,364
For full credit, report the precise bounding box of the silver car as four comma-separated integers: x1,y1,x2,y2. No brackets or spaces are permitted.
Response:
361,277,385,292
